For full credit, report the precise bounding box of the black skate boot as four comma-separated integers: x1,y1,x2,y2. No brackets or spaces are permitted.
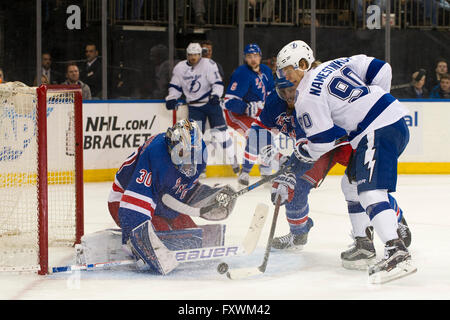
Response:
271,218,313,250
231,156,240,174
341,227,376,270
237,170,249,186
368,238,417,284
397,216,411,248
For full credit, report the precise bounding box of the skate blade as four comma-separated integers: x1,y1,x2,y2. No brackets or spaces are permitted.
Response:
271,244,304,252
342,257,376,271
368,260,417,284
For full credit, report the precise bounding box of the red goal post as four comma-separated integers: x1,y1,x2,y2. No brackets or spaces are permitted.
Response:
0,83,84,274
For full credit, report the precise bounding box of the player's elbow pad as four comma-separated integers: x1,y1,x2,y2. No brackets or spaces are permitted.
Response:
224,99,247,114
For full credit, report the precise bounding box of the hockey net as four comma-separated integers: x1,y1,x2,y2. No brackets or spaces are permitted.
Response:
0,82,84,274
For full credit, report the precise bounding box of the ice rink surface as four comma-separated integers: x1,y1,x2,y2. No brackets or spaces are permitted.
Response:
1,174,450,300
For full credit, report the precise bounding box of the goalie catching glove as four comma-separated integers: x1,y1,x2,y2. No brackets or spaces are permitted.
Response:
186,183,237,221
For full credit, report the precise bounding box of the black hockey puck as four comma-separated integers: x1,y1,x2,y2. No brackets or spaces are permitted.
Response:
217,262,229,274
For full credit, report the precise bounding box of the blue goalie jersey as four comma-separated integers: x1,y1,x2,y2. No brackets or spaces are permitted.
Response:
111,133,207,242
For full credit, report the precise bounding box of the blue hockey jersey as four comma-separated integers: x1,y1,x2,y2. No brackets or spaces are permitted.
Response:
224,64,275,114
251,90,347,154
111,133,207,242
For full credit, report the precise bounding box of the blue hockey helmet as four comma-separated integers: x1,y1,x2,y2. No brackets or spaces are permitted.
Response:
244,43,262,56
275,73,297,104
166,119,203,177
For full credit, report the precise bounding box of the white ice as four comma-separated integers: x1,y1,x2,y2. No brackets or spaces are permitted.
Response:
1,175,450,300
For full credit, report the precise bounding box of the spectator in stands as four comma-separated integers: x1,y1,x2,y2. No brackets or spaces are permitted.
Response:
80,43,102,99
0,68,4,83
41,53,62,85
396,69,429,99
430,73,450,99
63,62,92,100
148,44,178,99
177,0,206,26
200,40,224,78
40,74,50,85
427,58,448,92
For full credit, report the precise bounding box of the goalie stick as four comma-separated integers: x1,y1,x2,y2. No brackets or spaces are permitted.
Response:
160,162,291,219
226,197,281,280
51,203,268,274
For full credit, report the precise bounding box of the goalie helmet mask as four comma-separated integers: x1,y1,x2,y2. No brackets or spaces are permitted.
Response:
276,40,315,77
166,119,203,177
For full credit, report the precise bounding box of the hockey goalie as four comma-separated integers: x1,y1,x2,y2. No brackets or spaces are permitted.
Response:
77,119,238,275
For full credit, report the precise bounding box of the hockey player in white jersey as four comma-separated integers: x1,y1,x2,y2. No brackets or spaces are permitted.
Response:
166,42,236,171
275,40,416,284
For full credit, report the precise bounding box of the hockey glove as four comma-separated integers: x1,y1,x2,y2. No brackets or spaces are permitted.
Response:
245,101,264,117
293,140,316,163
271,172,296,205
208,95,220,106
166,99,179,110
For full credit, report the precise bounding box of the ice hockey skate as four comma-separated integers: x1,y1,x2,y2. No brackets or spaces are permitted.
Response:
341,227,376,270
397,216,411,247
238,170,250,186
368,238,417,284
271,232,308,250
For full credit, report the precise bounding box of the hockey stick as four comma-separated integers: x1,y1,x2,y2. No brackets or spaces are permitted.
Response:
226,196,282,280
51,203,268,274
161,162,290,219
199,162,291,216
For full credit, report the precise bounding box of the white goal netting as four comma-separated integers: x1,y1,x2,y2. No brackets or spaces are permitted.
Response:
0,82,82,272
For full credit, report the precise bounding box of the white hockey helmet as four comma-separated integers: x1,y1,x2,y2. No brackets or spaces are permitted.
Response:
276,40,315,75
186,42,202,55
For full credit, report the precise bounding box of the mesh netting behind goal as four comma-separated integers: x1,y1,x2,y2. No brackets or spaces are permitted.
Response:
0,82,83,273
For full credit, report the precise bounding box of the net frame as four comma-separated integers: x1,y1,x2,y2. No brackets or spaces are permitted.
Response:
0,84,84,275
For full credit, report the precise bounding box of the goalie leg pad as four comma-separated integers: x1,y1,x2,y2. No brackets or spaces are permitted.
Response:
156,228,203,251
129,221,179,275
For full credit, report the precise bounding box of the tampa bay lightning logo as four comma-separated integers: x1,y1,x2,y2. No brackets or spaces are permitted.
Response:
189,75,202,93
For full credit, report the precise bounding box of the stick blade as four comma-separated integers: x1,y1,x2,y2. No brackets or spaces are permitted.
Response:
226,267,262,280
242,203,268,254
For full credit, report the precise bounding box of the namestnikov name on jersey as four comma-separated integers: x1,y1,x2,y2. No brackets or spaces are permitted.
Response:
293,54,409,159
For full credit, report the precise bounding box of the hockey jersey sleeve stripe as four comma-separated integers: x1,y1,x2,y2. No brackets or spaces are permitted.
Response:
112,182,124,193
224,94,242,101
189,90,211,104
308,126,340,144
214,81,224,86
365,58,386,85
348,93,396,141
169,83,183,92
244,150,258,163
120,194,155,217
253,119,272,131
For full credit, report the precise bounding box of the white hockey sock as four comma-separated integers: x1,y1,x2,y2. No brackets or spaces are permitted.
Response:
349,211,371,238
370,209,399,244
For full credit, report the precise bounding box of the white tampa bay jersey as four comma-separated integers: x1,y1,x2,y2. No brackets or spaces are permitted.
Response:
166,58,224,106
294,54,409,160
